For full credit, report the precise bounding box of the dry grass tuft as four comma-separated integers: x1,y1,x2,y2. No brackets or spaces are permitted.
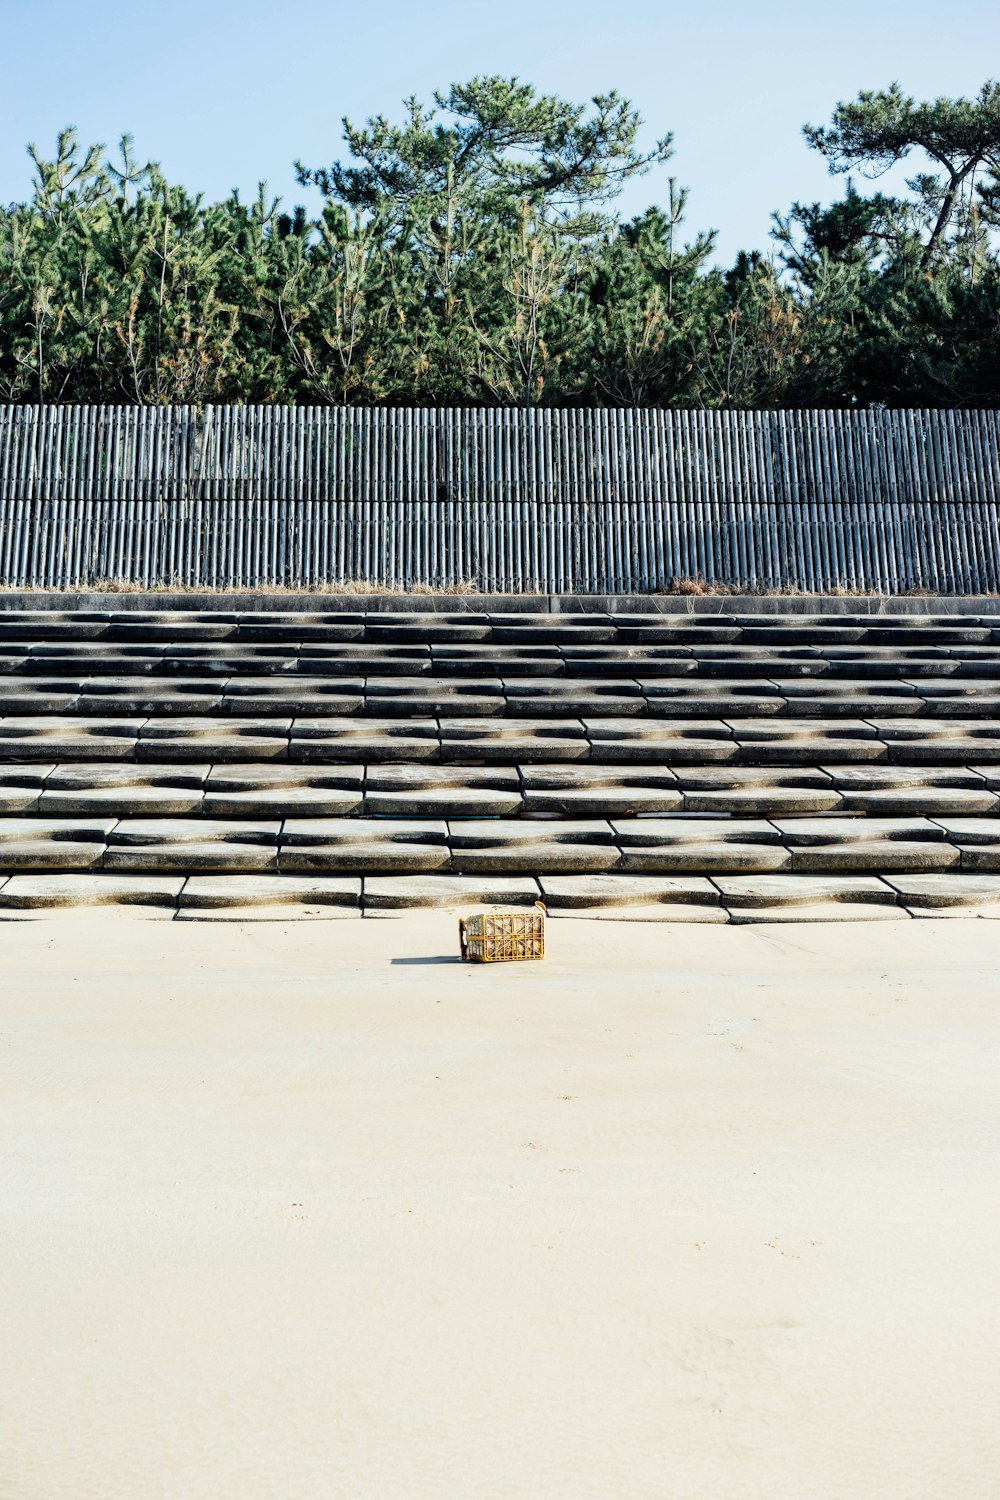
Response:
2,577,482,596
325,578,479,596
86,578,154,594
666,576,742,596
662,579,896,598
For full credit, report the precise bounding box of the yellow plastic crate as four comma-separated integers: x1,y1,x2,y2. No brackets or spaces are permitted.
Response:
458,907,545,963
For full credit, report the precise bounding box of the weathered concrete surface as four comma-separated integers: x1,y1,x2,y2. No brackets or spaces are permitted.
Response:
178,875,361,920
885,872,1000,915
713,874,904,923
5,589,1000,611
540,873,726,920
363,875,542,910
2,607,1000,908
0,874,183,909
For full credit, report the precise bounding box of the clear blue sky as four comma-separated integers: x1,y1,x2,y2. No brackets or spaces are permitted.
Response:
2,0,997,263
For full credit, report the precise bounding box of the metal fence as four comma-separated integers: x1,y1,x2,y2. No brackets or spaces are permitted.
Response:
1,404,999,592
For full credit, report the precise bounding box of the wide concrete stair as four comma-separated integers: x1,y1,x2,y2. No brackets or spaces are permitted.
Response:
2,605,1000,919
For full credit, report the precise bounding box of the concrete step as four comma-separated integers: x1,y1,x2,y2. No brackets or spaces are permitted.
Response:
2,609,1000,649
4,716,1000,764
2,764,999,818
3,869,1000,919
0,812,995,879
6,678,1000,716
8,647,1000,679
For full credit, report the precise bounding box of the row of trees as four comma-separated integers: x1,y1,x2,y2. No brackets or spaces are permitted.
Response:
2,78,1000,408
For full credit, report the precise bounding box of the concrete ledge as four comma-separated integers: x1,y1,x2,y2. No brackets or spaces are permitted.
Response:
1,870,999,920
2,591,1000,615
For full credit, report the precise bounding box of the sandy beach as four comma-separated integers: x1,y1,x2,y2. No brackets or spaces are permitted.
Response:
2,911,999,1500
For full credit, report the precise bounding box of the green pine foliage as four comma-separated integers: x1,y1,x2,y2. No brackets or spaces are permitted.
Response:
2,77,999,407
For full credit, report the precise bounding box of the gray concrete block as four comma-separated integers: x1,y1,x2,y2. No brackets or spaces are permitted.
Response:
611,817,781,845
771,816,962,871
597,740,741,766
521,761,680,782
520,765,681,815
957,847,1000,871
0,844,106,870
105,819,280,872
640,678,783,706
364,620,492,643
965,765,1000,789
714,874,903,922
38,763,208,815
0,874,184,908
280,818,450,873
823,765,986,788
772,815,947,843
438,719,588,763
714,873,898,907
137,719,290,761
365,678,504,717
926,817,1000,844
0,814,117,839
610,622,742,645
869,719,1000,764
179,875,362,917
610,816,790,873
558,647,693,679
840,787,997,815
0,814,115,870
789,841,960,873
490,620,616,645
673,766,841,815
883,873,1000,915
505,680,645,717
363,874,541,910
297,653,431,677
447,844,620,874
534,788,684,815
235,620,364,643
368,765,520,790
363,765,521,817
202,765,364,816
540,874,726,919
221,678,365,715
728,719,888,765
105,619,238,642
77,678,227,714
0,681,83,712
40,786,203,816
582,719,737,764
0,765,54,813
0,718,141,760
819,645,957,669
619,843,792,874
0,617,107,640
768,690,924,719
447,819,619,874
367,789,522,817
290,718,439,763
433,654,564,681
737,624,869,646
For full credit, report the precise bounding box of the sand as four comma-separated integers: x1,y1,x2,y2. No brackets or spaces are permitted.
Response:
2,911,999,1500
